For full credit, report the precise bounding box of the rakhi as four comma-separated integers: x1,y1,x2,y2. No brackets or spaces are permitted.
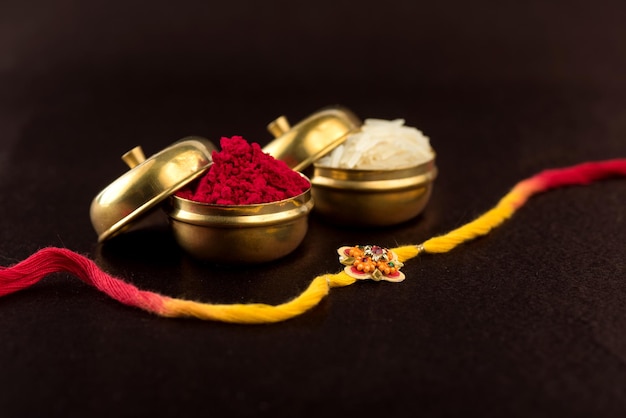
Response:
1,159,625,324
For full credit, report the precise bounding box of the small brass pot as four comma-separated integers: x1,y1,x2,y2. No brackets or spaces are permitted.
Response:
310,159,437,226
164,184,314,263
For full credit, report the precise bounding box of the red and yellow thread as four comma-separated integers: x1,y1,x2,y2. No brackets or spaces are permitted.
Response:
1,159,625,324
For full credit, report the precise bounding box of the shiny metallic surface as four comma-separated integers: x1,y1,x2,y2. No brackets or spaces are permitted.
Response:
90,136,216,242
311,159,437,226
262,106,362,171
121,146,146,169
266,115,291,138
165,184,313,263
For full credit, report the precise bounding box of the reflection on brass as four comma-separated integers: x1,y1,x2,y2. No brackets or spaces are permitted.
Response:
121,146,146,169
311,159,437,226
90,137,216,242
267,115,291,138
262,106,362,172
165,180,313,263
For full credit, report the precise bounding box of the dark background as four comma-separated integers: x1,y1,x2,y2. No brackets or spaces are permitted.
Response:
1,1,626,417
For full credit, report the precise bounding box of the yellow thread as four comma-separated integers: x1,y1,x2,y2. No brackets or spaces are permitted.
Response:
156,188,530,324
421,190,522,253
157,186,524,324
162,271,356,324
391,245,421,263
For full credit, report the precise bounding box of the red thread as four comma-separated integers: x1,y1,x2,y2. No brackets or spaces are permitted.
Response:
176,136,310,205
532,159,626,190
0,247,167,314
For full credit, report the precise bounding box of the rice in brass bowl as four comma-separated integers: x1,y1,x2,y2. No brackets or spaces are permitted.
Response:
310,159,437,226
164,184,313,263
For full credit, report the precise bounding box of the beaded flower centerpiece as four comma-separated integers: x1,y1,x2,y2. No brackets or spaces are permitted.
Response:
338,245,405,282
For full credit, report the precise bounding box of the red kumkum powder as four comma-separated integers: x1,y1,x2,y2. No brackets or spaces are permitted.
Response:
176,136,310,205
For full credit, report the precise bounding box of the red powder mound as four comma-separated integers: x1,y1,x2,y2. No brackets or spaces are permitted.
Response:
176,136,310,205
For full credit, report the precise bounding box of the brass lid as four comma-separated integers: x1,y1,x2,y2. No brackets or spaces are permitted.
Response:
90,136,216,242
262,105,362,171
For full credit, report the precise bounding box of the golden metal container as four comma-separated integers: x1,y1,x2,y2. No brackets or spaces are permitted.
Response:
164,182,313,263
310,159,437,226
262,106,438,226
91,105,436,263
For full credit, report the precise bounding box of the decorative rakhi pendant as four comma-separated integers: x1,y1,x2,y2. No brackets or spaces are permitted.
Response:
337,245,405,282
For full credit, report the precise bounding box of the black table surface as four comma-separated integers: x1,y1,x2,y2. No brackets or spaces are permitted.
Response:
2,1,626,417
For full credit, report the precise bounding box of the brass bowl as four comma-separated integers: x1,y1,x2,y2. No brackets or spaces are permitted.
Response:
310,159,437,226
164,182,314,263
